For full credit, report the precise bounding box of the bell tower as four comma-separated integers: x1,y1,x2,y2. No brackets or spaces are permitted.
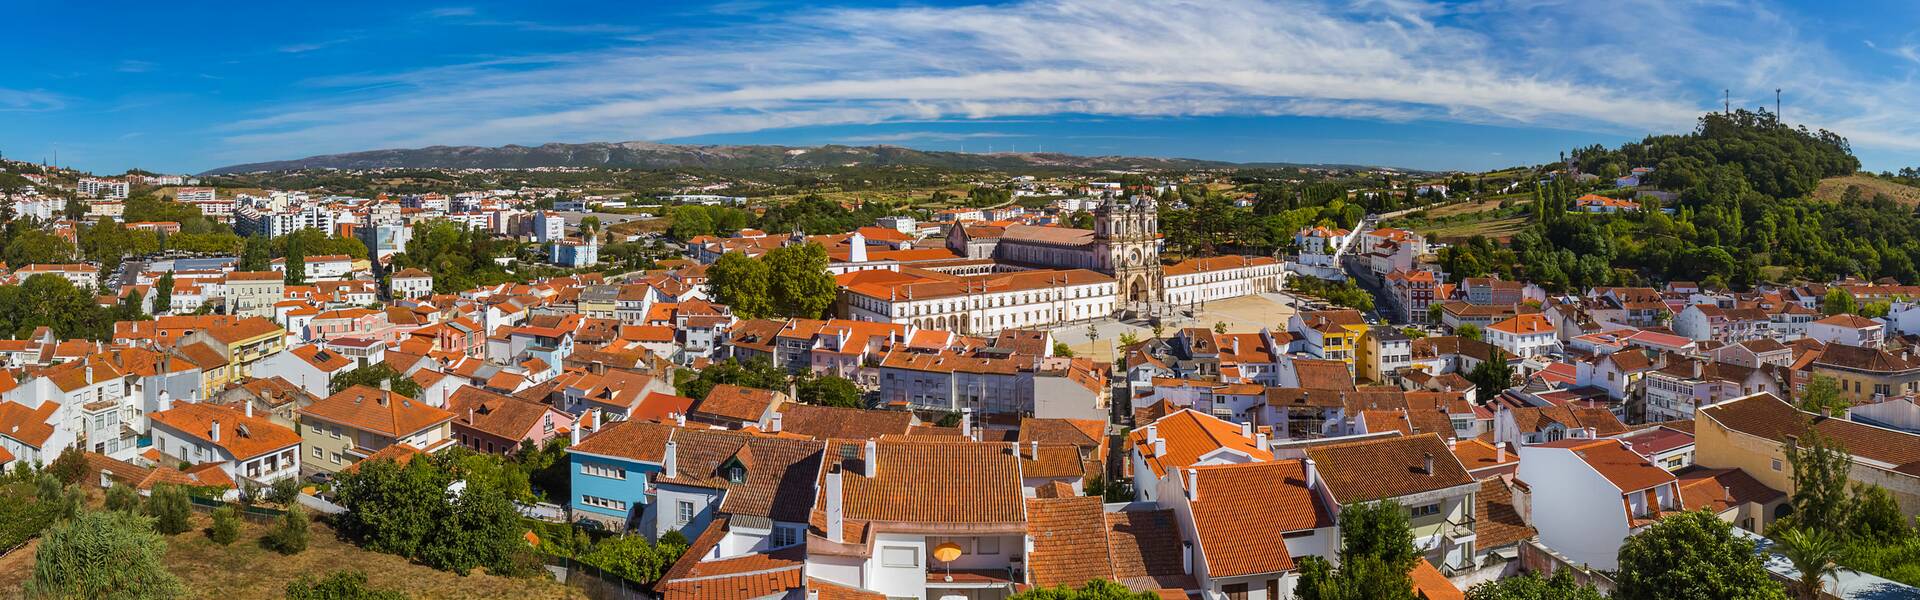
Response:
1092,194,1162,305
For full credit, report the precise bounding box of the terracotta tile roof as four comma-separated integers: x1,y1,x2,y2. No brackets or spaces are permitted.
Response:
632,391,696,423
1451,439,1517,473
1701,393,1920,469
1503,405,1628,437
1813,314,1881,328
660,517,806,600
693,384,785,424
290,344,354,372
1129,409,1271,478
343,443,422,473
1474,476,1535,550
1018,443,1090,479
299,385,454,438
447,386,558,443
827,440,1025,525
0,400,57,446
1025,496,1117,588
149,402,301,461
1532,438,1675,493
1410,559,1465,600
1187,460,1332,577
1304,433,1475,504
1291,358,1356,391
570,419,676,463
1675,465,1785,512
807,579,885,600
1489,313,1552,335
199,316,284,344
1105,509,1197,592
659,428,824,522
776,404,914,440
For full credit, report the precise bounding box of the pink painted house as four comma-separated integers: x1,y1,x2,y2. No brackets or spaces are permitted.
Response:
446,386,575,454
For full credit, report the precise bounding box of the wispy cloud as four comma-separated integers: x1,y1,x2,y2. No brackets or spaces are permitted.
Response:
116,60,156,73
0,88,66,112
213,0,1920,161
280,36,358,54
834,131,1028,144
425,6,475,18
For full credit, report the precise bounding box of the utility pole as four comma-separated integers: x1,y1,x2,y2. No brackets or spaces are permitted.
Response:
1776,89,1782,122
1724,89,1730,114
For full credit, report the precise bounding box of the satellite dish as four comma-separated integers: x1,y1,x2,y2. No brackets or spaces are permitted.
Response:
932,541,964,563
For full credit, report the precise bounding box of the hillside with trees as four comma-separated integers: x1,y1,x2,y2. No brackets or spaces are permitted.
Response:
1435,110,1920,289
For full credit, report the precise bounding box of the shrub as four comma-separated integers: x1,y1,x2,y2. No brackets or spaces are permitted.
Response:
266,506,309,554
27,510,184,599
145,485,193,535
209,506,240,546
285,570,407,600
105,485,141,512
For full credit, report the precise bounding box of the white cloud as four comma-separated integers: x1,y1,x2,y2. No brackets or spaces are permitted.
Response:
0,88,66,112
213,0,1920,162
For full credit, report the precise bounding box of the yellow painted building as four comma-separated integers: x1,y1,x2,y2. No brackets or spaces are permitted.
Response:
1695,393,1920,520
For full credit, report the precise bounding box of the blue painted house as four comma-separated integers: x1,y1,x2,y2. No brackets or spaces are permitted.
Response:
566,420,672,531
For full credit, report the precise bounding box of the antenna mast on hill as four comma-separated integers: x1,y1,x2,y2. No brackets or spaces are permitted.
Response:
1776,89,1782,122
1724,89,1730,114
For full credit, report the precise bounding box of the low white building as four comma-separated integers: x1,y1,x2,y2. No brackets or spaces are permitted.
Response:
1515,438,1682,570
1161,255,1284,307
839,268,1115,335
1485,313,1558,358
148,401,303,485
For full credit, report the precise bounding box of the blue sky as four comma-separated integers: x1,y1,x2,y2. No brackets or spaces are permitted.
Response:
6,0,1920,175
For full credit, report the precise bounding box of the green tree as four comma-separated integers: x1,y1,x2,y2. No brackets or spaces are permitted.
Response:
1052,342,1076,357
209,506,240,546
152,271,173,314
27,509,185,600
1455,323,1483,341
1008,579,1158,600
104,485,140,513
1822,288,1858,315
1782,428,1853,532
284,570,408,600
329,364,423,398
1796,375,1849,417
1293,500,1420,600
332,453,529,575
266,505,309,555
4,229,74,266
793,373,863,409
239,234,271,271
1466,350,1513,393
1464,569,1605,600
1773,527,1843,600
764,243,837,318
284,233,307,285
145,484,193,535
676,358,789,401
1848,483,1911,542
45,447,88,485
1614,510,1786,600
580,534,686,584
706,252,772,318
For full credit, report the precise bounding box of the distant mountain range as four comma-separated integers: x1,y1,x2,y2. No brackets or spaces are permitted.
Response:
200,141,1402,175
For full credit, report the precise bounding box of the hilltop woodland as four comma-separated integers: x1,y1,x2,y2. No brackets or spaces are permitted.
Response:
1431,110,1920,291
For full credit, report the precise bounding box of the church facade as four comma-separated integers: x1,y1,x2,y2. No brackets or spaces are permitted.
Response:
946,194,1164,306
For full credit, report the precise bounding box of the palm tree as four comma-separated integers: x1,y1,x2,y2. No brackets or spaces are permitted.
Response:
1774,527,1843,600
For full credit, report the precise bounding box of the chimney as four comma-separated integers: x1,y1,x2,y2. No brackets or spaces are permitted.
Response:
961,408,974,439
1256,431,1269,449
1305,458,1318,490
1186,468,1200,501
863,439,878,478
664,440,679,479
770,412,783,433
85,364,93,383
210,419,221,443
1146,424,1158,445
244,401,253,418
468,407,475,424
1496,443,1507,463
1240,421,1253,438
380,378,392,392
675,412,686,427
570,424,581,445
1153,437,1166,456
1691,360,1703,379
825,467,845,543
1423,452,1435,475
